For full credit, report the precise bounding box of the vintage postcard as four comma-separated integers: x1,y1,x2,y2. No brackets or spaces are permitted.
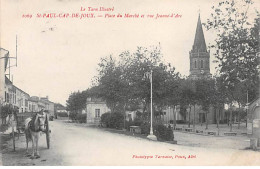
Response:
0,0,260,166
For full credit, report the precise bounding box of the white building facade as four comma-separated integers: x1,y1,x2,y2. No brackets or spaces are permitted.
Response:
0,48,9,105
86,97,110,124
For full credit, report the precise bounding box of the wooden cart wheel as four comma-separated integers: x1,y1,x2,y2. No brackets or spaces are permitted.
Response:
45,113,50,149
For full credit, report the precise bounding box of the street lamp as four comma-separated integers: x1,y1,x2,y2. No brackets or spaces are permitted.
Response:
144,69,157,141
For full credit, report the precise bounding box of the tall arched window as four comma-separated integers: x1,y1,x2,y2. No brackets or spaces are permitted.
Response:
194,60,197,68
201,60,203,68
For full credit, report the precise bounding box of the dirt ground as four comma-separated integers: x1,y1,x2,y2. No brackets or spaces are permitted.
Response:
1,120,260,166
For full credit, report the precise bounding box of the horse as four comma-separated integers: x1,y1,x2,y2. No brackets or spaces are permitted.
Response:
24,111,46,159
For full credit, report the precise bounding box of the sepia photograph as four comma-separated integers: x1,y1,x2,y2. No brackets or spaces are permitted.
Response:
0,0,260,166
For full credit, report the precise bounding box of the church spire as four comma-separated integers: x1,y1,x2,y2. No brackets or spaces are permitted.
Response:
192,14,207,52
189,13,211,79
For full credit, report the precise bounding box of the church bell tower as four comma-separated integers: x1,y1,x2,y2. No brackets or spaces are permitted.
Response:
189,14,211,79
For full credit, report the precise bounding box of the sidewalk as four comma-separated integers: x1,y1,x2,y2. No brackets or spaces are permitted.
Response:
173,122,248,136
65,121,253,150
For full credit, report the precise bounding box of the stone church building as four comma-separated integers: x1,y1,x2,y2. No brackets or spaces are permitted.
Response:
189,14,212,80
187,14,225,124
164,14,226,125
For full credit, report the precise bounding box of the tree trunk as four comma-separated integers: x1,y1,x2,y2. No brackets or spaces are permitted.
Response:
227,111,229,126
142,101,147,114
246,89,248,128
200,113,203,126
217,106,220,128
216,106,219,128
205,111,208,130
238,103,241,129
173,105,176,130
123,103,126,129
230,105,233,132
246,115,248,128
188,106,191,128
217,106,220,136
193,105,195,131
246,115,248,127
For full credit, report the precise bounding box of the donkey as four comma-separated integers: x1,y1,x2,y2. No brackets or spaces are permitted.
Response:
24,111,46,159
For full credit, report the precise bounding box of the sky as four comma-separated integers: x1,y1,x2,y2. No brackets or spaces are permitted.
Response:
1,0,259,105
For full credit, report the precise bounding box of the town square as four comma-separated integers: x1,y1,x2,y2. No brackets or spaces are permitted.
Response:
0,0,260,166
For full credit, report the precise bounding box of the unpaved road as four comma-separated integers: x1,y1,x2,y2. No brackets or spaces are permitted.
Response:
1,120,260,166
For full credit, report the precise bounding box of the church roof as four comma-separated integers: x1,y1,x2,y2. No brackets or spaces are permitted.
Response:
192,14,207,53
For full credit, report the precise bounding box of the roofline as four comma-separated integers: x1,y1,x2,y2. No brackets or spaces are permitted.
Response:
28,99,38,102
13,85,30,96
5,76,30,97
5,76,12,85
40,98,54,104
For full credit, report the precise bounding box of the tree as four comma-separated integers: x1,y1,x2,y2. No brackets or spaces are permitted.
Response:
232,81,248,128
205,0,259,129
195,78,216,130
95,45,181,126
66,90,88,120
214,76,229,128
125,46,181,123
179,79,197,128
163,64,181,128
122,45,164,117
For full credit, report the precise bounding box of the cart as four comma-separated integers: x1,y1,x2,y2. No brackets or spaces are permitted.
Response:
12,112,50,151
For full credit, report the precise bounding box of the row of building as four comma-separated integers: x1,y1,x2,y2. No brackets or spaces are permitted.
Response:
0,48,55,118
85,97,223,125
